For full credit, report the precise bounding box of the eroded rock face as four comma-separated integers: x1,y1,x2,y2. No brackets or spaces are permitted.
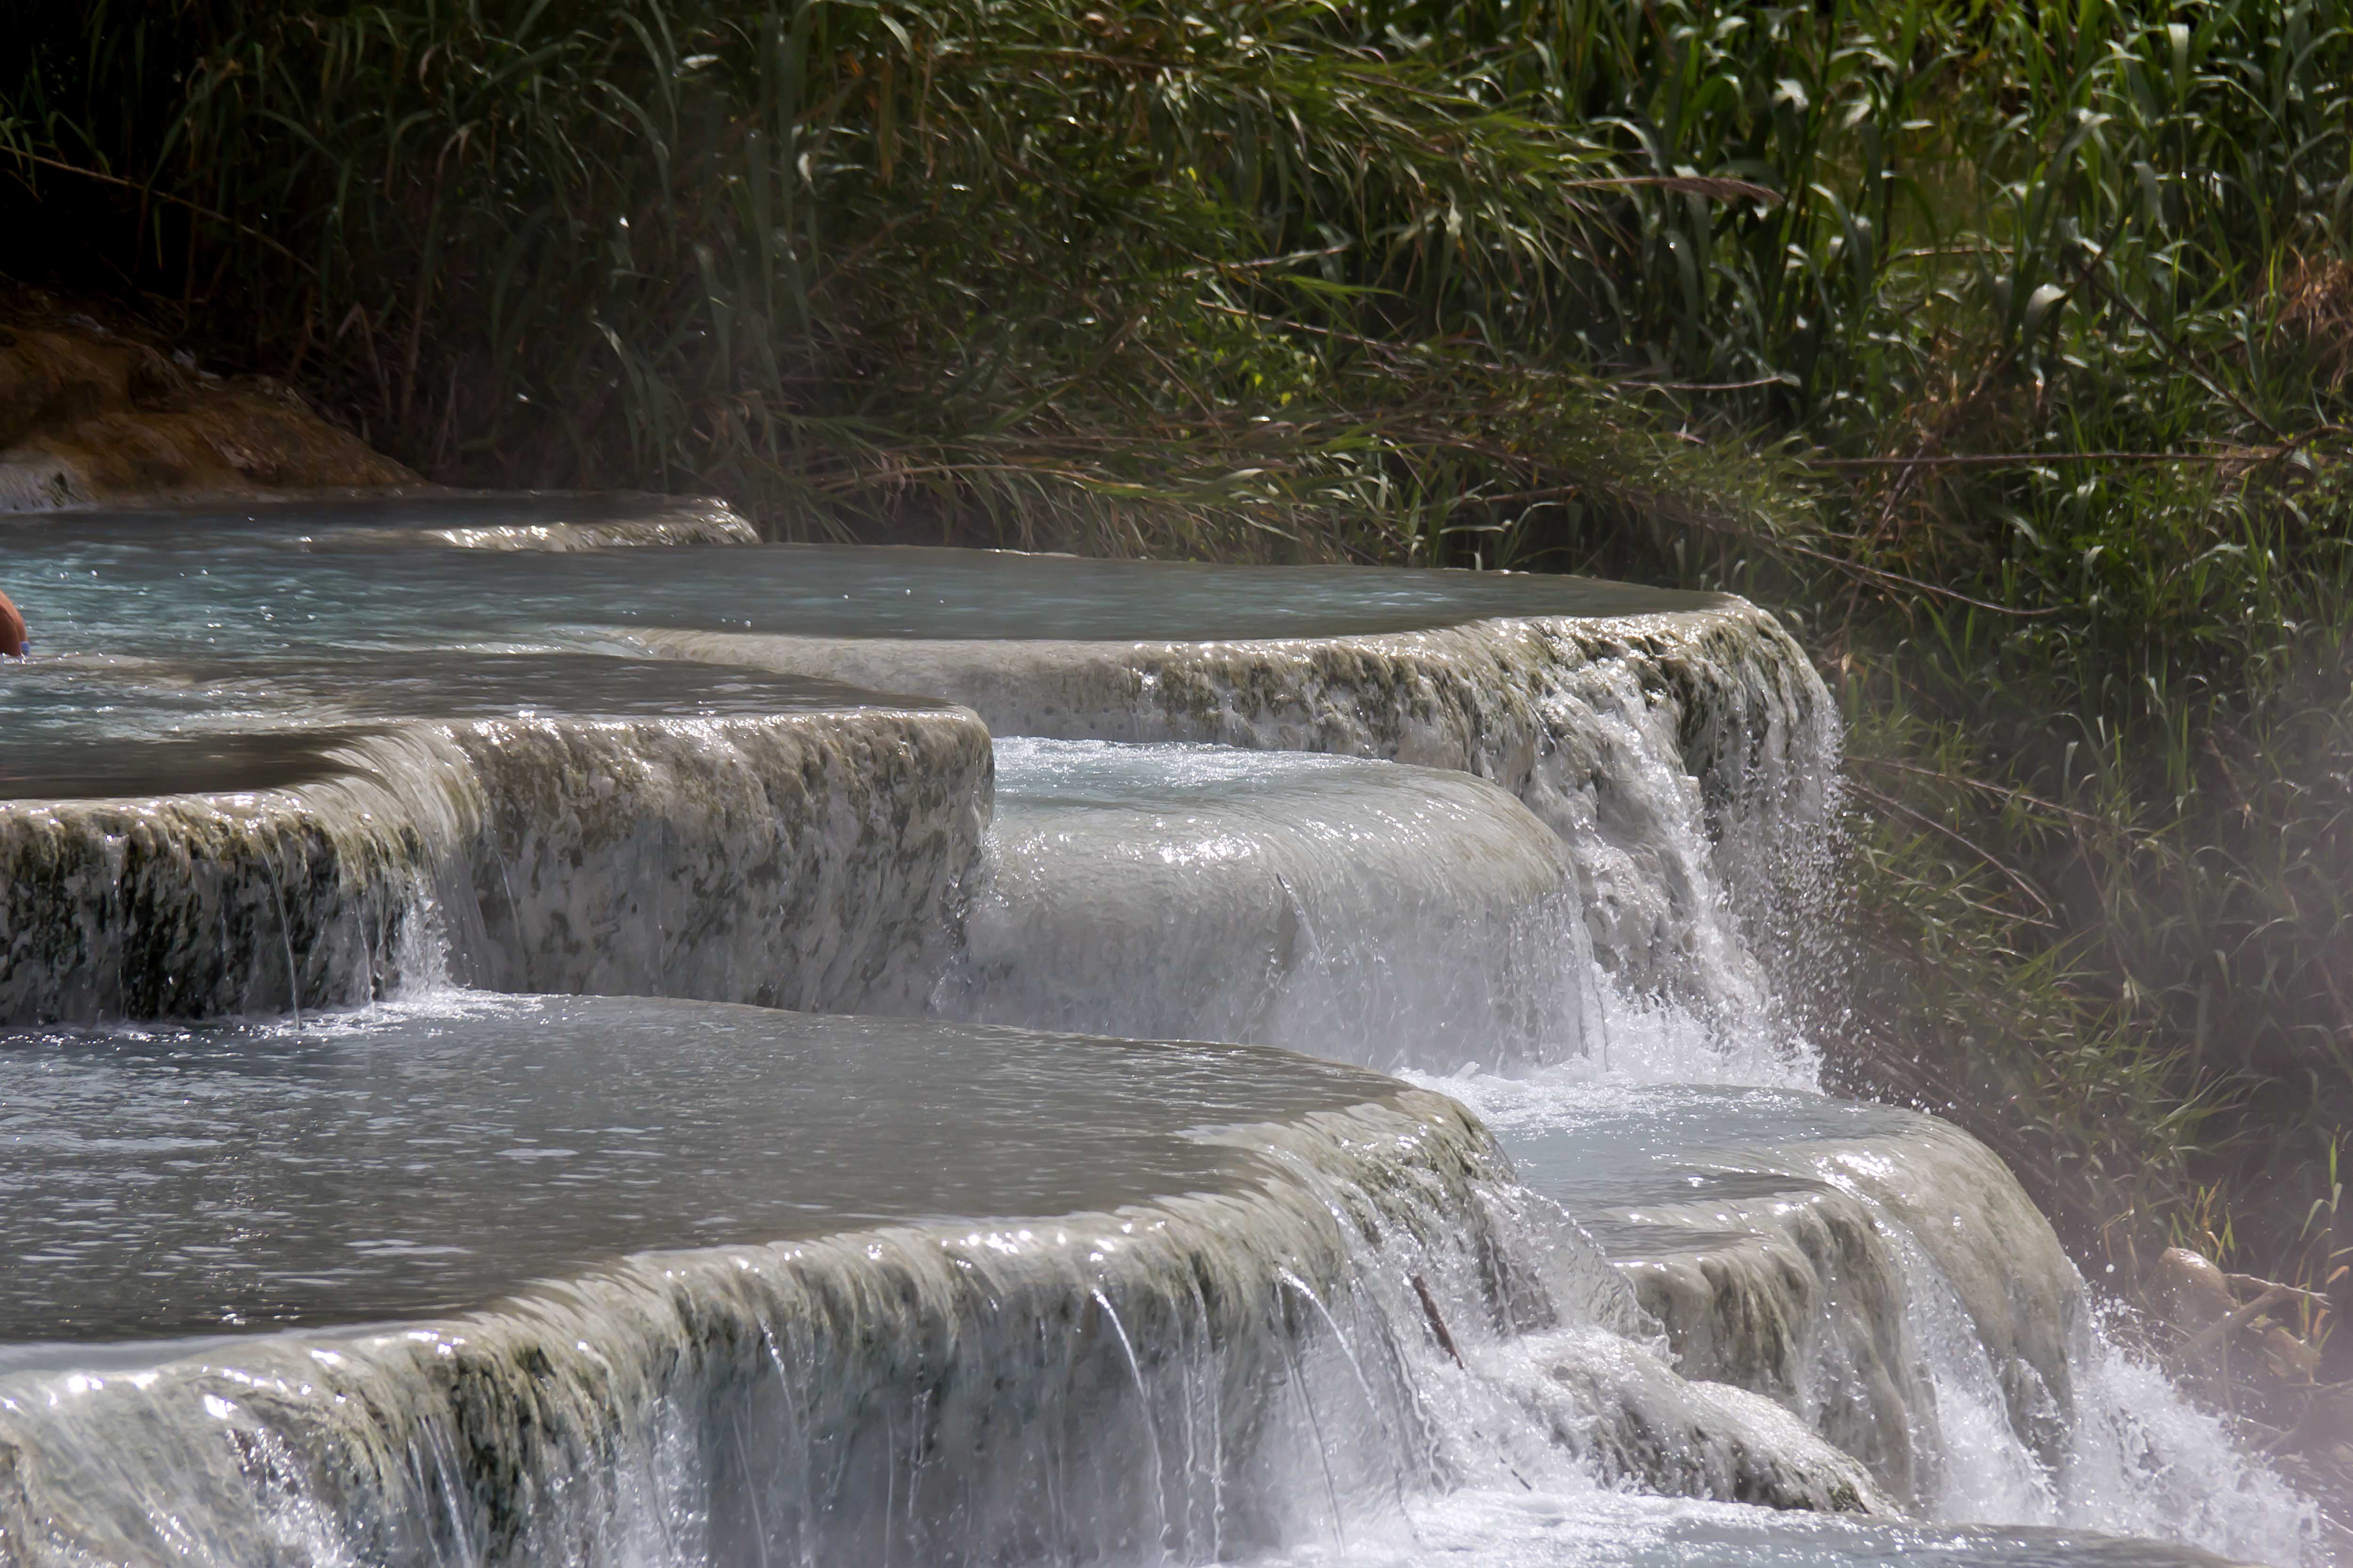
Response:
1610,1180,1920,1501
0,656,993,1024
1528,1328,1891,1514
1449,1083,2089,1517
0,317,414,510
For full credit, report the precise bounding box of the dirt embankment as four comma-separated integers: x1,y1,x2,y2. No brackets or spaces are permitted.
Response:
0,294,415,511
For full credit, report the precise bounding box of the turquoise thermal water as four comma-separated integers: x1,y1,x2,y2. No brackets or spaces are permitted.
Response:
0,499,2321,1568
4,498,1704,665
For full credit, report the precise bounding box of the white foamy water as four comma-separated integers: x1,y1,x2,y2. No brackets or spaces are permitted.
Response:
894,716,2315,1566
1249,1488,2253,1568
929,738,1597,1071
1415,1072,2322,1568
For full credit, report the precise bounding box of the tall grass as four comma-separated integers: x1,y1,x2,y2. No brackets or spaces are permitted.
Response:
0,0,1790,559
11,0,2353,1299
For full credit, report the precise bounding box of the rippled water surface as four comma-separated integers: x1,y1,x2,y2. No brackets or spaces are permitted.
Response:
0,993,1397,1341
1450,1079,1921,1249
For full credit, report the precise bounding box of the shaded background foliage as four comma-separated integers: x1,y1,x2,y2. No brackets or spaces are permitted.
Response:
3,0,1784,558
10,0,2353,1309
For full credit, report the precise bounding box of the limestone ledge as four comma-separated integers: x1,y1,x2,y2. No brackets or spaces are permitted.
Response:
398,515,756,550
0,705,990,1025
35,490,761,550
294,492,760,550
1597,1107,2080,1511
0,1083,1889,1568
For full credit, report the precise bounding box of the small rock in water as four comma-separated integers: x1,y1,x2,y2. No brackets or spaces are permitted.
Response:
2151,1246,2238,1337
2263,1322,2321,1381
2150,1247,2258,1395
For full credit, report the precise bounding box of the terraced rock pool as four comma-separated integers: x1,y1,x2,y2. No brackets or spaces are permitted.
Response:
0,494,2316,1567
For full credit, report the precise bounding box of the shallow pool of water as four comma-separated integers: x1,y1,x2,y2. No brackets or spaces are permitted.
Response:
4,502,1707,665
0,993,1401,1342
0,651,931,795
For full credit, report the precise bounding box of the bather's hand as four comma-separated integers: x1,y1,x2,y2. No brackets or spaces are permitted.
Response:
0,589,24,657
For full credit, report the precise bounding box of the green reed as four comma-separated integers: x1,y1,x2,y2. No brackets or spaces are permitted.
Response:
0,0,1793,562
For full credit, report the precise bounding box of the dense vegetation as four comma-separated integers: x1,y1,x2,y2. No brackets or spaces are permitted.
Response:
9,0,2353,1336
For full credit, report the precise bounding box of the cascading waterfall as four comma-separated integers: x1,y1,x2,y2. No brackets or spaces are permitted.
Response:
0,999,1888,1567
0,499,2323,1568
924,737,1598,1071
622,575,1831,1023
1423,1079,2322,1564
